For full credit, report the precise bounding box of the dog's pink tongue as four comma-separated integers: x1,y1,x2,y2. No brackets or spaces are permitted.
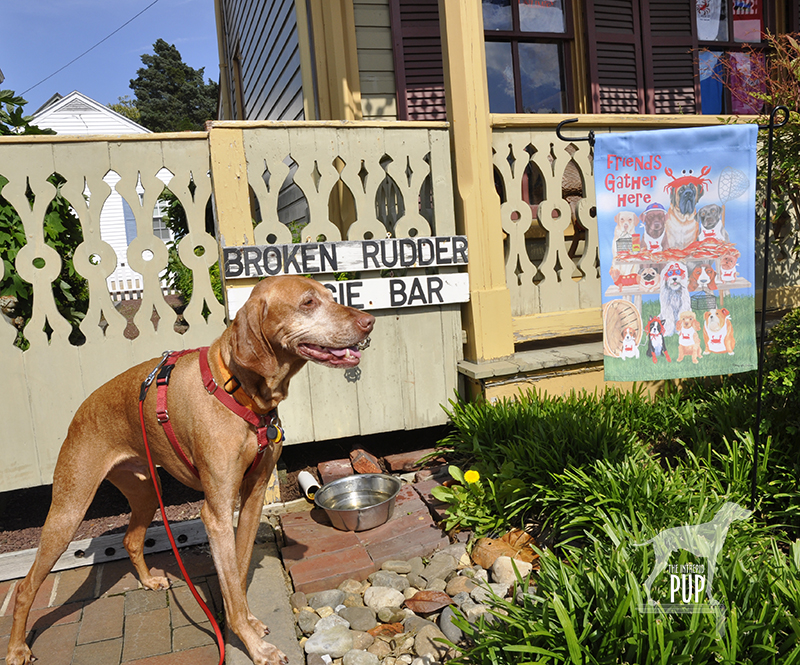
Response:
329,346,361,359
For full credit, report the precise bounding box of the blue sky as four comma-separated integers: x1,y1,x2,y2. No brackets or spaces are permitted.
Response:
2,0,220,114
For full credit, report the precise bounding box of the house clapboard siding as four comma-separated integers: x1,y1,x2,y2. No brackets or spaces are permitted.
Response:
355,0,398,119
219,0,305,120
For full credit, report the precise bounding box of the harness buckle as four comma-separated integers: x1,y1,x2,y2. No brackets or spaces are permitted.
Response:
139,350,173,402
157,408,170,423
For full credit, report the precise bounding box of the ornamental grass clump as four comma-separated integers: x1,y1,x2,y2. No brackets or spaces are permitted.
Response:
437,316,800,661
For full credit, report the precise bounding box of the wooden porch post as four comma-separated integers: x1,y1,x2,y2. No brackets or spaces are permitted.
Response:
307,0,363,121
438,0,514,362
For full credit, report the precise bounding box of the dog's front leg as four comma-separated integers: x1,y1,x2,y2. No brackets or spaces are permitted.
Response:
236,458,276,636
201,495,288,665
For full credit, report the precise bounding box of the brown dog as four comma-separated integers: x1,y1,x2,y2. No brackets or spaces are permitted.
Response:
703,308,735,355
676,310,702,363
6,275,375,665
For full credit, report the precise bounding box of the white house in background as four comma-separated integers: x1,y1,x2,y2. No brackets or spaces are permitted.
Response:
31,91,173,300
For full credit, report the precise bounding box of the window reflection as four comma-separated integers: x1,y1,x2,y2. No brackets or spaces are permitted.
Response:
483,0,512,31
519,43,565,113
696,0,728,41
733,0,762,42
519,0,566,33
699,51,724,113
485,42,516,112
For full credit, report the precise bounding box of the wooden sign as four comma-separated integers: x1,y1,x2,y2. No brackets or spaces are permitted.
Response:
223,236,468,279
226,273,470,317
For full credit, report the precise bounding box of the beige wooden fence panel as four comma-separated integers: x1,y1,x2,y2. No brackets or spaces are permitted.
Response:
237,121,461,442
0,134,225,492
492,127,600,318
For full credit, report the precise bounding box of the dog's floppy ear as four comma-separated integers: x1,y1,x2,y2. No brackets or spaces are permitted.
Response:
229,289,279,378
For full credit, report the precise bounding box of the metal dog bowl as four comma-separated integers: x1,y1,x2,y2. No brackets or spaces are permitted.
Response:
314,474,402,532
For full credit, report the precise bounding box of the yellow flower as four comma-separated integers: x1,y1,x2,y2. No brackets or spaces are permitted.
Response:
464,469,480,484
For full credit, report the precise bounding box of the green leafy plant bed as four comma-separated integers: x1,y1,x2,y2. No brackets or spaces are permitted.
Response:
436,309,800,663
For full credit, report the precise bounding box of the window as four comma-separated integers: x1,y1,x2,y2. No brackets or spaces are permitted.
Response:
482,0,573,114
152,201,172,242
585,0,776,115
697,0,768,114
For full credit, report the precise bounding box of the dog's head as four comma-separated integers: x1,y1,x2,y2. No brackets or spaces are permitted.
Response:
641,203,666,237
698,204,723,230
661,262,688,290
689,264,716,290
614,211,638,237
230,275,375,375
677,310,700,331
671,182,702,217
720,253,739,271
647,316,665,336
640,266,659,289
621,326,636,343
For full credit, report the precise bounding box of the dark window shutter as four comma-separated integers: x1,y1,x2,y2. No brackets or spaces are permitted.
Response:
586,0,698,114
389,0,447,121
641,0,699,113
585,0,645,113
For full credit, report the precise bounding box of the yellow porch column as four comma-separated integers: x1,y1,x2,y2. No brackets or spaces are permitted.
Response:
307,0,363,120
438,0,514,362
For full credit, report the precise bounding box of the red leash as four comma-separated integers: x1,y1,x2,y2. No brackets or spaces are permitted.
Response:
137,353,225,665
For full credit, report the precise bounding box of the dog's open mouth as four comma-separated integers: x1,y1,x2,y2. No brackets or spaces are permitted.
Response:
298,342,365,367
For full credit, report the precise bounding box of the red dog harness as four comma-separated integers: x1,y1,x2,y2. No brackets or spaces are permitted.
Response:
140,347,284,480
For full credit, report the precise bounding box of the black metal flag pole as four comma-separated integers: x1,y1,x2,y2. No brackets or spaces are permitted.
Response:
751,105,790,511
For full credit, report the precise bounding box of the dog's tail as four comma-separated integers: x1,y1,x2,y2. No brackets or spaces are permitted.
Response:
630,539,654,547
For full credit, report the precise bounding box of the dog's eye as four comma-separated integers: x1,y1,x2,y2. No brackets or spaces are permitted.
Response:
301,296,317,309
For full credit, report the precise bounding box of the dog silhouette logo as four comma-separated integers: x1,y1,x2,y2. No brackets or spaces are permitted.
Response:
633,501,751,628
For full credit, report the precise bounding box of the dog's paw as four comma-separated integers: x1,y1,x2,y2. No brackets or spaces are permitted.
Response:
248,613,270,636
252,641,288,665
141,574,170,590
5,642,35,665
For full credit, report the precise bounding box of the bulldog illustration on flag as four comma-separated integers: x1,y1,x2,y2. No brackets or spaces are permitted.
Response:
594,124,758,382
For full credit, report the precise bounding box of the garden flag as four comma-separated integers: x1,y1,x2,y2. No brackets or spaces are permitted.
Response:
594,124,758,382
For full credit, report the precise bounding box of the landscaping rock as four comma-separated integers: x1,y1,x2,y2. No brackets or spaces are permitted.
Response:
425,578,447,592
421,553,457,583
491,555,534,587
471,583,510,604
438,606,462,644
318,606,336,618
381,560,413,574
340,579,367,594
351,631,375,650
445,575,476,596
297,608,321,635
407,557,425,577
290,591,308,611
343,592,366,607
340,606,378,632
368,640,393,659
316,614,351,632
414,624,448,660
370,571,410,592
377,606,406,624
344,649,381,665
407,573,427,590
364,586,405,611
305,625,354,658
310,589,347,610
